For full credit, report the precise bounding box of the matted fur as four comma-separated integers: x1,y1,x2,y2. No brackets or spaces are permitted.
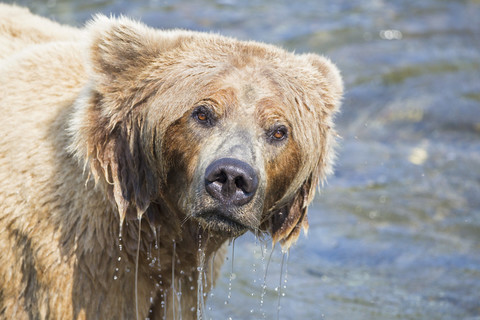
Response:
0,5,342,319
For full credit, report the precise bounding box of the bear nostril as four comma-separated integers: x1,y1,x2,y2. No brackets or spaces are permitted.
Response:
216,172,227,184
205,158,258,206
234,177,244,191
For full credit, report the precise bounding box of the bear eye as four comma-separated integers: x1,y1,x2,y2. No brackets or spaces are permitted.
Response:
268,125,288,143
196,112,207,122
192,105,215,127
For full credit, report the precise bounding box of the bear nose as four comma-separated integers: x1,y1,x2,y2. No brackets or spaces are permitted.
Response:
205,158,258,206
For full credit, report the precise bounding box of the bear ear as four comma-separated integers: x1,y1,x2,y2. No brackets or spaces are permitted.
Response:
302,53,343,111
86,15,165,84
270,177,312,251
73,16,169,224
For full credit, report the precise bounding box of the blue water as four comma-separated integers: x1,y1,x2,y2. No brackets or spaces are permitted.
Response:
6,0,480,319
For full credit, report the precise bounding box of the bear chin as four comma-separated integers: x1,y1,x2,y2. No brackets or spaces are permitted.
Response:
194,210,251,237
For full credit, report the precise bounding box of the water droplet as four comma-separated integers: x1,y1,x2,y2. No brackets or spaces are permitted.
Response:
117,256,122,262
190,307,195,312
113,275,118,280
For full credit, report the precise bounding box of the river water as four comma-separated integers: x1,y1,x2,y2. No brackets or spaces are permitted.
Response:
7,0,480,319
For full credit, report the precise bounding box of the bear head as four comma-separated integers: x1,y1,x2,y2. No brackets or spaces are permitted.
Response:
69,16,343,250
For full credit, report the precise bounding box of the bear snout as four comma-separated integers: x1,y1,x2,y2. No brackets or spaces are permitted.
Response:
204,157,259,206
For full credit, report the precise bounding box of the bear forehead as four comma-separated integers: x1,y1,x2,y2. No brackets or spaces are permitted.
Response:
139,36,329,145
151,37,320,97
199,70,290,117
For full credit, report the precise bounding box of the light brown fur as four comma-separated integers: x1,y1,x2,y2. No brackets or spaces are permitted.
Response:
0,5,342,319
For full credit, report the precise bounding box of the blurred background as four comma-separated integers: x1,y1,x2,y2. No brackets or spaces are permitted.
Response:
3,0,480,319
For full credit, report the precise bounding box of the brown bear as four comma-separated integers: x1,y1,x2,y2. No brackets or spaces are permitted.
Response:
0,4,343,320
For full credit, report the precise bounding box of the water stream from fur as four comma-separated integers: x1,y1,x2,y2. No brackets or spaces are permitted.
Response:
113,225,124,283
116,221,290,320
276,252,288,320
224,238,236,307
260,243,275,319
135,219,142,320
207,251,216,317
172,239,177,320
196,233,206,319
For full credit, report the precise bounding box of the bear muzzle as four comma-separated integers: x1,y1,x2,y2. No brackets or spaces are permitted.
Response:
204,157,259,206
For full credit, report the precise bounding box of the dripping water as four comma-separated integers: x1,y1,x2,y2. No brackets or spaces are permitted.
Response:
260,242,275,319
154,227,161,268
197,232,206,319
224,238,236,306
113,226,123,281
147,242,152,261
135,219,142,320
171,239,176,320
210,252,216,294
153,227,158,251
210,252,216,293
177,279,182,319
113,222,126,281
149,227,161,270
276,251,288,320
162,291,167,320
206,251,217,316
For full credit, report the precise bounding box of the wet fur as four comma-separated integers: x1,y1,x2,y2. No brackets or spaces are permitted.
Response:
0,4,342,319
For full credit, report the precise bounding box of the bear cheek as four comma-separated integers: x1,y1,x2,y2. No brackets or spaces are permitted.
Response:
262,139,301,214
161,116,202,198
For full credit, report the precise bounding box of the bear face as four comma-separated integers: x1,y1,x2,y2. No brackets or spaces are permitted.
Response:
70,15,343,250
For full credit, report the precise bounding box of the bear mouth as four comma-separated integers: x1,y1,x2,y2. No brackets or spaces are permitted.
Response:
195,210,249,236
